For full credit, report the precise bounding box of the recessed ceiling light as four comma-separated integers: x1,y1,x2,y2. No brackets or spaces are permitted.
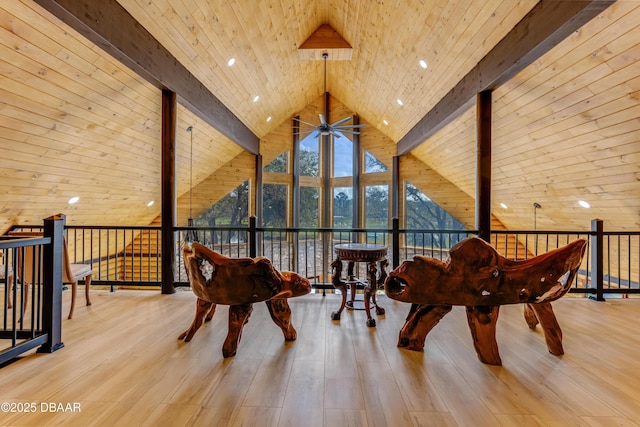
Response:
397,99,403,106
266,116,272,122
383,119,389,126
419,59,428,69
500,203,508,209
253,95,259,102
147,200,155,207
578,200,591,208
68,196,80,204
227,57,235,67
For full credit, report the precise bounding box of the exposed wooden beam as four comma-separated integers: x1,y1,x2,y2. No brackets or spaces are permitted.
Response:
322,92,331,228
298,23,353,60
476,91,492,242
33,0,259,154
397,0,616,155
292,117,300,228
352,115,361,230
161,89,177,295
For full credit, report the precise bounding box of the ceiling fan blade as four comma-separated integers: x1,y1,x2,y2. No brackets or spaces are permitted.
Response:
335,130,360,135
319,114,328,126
330,116,353,127
334,124,367,129
292,117,320,128
330,130,361,138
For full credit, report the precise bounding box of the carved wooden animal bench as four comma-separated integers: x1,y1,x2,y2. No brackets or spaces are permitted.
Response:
384,237,587,365
178,242,311,357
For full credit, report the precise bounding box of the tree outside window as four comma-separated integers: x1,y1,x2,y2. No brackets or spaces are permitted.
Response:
264,152,288,173
405,181,466,249
300,134,319,177
195,180,249,243
300,186,319,228
365,185,388,229
263,183,287,228
333,187,352,228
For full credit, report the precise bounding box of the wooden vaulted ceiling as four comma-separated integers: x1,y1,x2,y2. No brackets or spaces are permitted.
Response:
1,0,639,233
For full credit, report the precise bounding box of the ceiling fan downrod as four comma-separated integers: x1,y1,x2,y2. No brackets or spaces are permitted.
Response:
322,51,328,94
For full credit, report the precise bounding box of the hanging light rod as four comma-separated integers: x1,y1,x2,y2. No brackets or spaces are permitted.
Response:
185,125,197,243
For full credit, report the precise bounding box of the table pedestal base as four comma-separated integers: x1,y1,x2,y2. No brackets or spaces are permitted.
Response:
330,246,388,327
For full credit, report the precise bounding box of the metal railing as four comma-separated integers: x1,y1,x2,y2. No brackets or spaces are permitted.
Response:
1,217,65,364
5,218,639,300
490,222,640,300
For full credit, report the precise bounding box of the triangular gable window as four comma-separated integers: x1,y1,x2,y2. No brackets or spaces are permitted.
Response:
364,151,388,173
264,152,288,173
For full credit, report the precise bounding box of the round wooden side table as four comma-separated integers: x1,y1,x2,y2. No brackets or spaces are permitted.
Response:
331,243,388,327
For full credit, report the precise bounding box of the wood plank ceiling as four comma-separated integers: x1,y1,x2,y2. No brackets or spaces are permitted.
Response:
0,0,639,233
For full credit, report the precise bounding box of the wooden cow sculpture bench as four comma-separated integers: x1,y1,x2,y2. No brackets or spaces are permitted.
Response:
384,237,587,365
178,242,311,357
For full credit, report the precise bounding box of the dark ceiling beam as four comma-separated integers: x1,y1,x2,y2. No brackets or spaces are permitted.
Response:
397,0,616,156
34,0,259,154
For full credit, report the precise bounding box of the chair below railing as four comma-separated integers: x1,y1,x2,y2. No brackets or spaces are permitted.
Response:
6,218,639,301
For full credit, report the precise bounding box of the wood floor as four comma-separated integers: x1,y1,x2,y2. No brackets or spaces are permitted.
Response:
1,288,640,427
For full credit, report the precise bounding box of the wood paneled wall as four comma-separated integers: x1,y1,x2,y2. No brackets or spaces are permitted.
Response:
411,1,640,233
1,0,638,285
0,1,245,233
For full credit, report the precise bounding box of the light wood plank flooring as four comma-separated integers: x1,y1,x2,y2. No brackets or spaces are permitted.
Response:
1,289,640,426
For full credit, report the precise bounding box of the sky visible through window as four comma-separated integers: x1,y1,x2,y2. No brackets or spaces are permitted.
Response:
299,132,319,176
300,132,355,177
333,133,352,177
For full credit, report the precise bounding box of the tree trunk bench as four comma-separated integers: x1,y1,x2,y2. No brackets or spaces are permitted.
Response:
178,242,311,357
384,237,587,365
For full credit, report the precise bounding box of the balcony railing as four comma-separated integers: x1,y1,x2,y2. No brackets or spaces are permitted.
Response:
4,219,639,300
1,216,65,364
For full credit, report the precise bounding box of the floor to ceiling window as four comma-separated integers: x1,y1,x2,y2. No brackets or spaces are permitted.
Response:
260,120,394,237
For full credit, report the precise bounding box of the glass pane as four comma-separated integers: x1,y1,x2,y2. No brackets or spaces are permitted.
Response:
194,180,249,245
263,184,287,227
300,134,319,177
300,187,319,227
405,181,466,250
364,151,388,173
365,185,388,228
197,180,249,227
333,187,353,228
333,133,353,177
264,152,288,173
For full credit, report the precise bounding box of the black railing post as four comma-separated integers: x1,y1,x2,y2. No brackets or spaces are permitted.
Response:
249,216,257,258
392,217,400,269
38,214,65,353
590,218,604,301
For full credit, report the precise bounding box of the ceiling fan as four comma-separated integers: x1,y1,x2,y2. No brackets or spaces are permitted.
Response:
294,52,366,138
